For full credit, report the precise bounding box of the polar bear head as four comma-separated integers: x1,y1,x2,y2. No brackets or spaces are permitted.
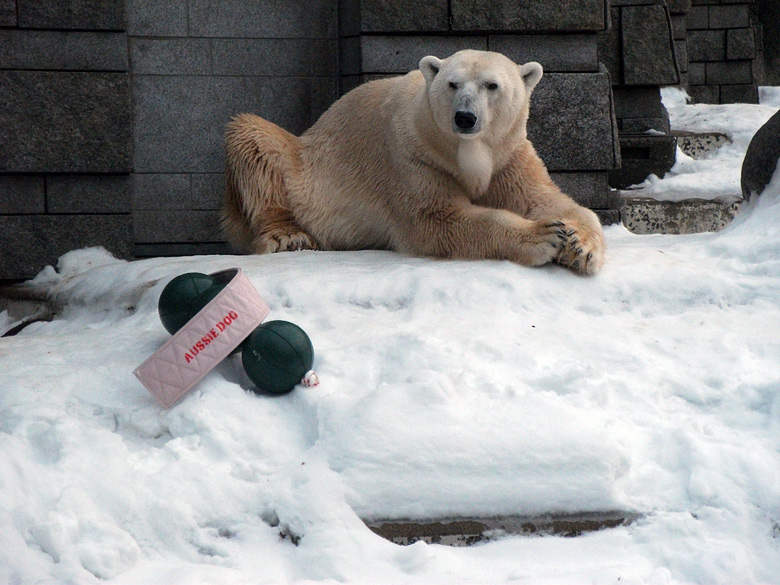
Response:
419,49,543,143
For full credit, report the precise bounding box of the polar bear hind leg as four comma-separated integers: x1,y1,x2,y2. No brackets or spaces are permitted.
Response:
223,114,318,254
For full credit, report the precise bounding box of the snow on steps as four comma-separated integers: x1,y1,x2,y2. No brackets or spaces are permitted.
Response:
619,131,741,235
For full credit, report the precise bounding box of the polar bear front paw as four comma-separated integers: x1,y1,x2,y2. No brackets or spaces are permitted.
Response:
555,222,605,275
522,220,569,266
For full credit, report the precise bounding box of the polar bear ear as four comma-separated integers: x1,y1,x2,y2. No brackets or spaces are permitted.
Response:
419,55,442,86
520,62,543,93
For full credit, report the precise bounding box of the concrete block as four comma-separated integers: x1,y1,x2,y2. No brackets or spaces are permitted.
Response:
132,75,337,174
686,6,709,29
688,84,721,103
621,196,740,234
353,35,487,74
706,59,753,83
528,72,619,172
687,29,726,61
339,0,448,34
667,0,692,15
0,176,45,214
550,172,616,209
47,175,131,213
132,173,223,210
17,0,125,30
212,39,337,76
129,39,210,75
598,7,622,82
720,83,758,103
0,30,128,72
620,117,671,133
612,86,666,119
126,0,187,36
490,34,599,72
134,242,231,259
132,173,190,210
188,0,337,39
191,174,224,210
133,210,222,243
675,40,689,72
0,214,132,280
451,0,608,32
671,14,688,39
709,5,749,28
688,61,706,83
622,5,680,85
0,0,16,26
727,27,756,60
0,71,132,173
609,134,677,189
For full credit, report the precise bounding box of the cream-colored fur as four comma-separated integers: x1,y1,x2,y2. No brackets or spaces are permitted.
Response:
223,49,606,274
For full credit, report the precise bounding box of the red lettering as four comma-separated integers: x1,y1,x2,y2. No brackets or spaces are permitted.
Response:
217,322,226,332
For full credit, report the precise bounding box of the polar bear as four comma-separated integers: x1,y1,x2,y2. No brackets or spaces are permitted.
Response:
223,49,605,274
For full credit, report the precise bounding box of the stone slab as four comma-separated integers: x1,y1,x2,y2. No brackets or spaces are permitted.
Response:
0,71,132,173
132,75,337,174
708,4,750,28
620,196,740,234
129,39,210,75
490,35,599,72
0,175,45,214
132,173,222,211
0,30,128,72
688,84,721,103
339,0,448,34
212,39,338,76
0,214,132,281
687,5,709,29
688,29,726,61
134,242,231,259
621,4,680,85
674,131,730,158
550,172,618,209
720,83,758,103
47,175,131,213
609,134,677,189
188,0,337,38
612,86,667,120
17,0,125,30
126,0,187,36
133,210,223,243
349,35,487,74
528,72,619,172
727,27,756,60
706,60,753,84
0,0,16,26
451,0,608,32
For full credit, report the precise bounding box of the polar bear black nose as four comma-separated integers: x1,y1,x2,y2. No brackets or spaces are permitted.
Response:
454,110,477,131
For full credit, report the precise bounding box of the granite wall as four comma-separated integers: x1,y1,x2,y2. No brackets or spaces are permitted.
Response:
2,0,624,281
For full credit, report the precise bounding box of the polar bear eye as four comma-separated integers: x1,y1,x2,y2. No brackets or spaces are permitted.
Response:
448,81,458,90
486,82,499,91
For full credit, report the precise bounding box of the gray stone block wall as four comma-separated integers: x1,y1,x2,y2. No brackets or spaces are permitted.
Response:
16,0,760,278
127,0,338,261
685,0,763,103
0,0,133,281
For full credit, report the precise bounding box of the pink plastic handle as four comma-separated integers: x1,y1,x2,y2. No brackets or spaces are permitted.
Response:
134,268,270,408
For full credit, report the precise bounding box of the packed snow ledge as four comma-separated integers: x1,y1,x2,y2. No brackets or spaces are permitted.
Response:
2,96,780,584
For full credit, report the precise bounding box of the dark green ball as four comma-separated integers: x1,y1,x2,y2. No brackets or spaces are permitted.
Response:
242,321,314,395
158,272,216,335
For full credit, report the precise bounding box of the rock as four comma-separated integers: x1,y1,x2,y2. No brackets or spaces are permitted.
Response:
741,109,780,199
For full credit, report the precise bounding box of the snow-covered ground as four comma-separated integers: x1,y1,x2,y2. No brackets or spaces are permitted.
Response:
2,91,780,584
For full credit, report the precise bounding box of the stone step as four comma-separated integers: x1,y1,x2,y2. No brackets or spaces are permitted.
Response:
673,131,731,159
366,511,639,547
620,194,741,234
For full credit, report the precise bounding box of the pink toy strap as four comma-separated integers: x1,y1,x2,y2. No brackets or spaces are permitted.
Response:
134,268,270,408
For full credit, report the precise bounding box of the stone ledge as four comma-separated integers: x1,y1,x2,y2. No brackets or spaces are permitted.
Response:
367,511,639,546
620,195,741,234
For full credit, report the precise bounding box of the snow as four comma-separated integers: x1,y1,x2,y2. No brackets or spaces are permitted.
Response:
630,87,779,203
2,96,780,584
